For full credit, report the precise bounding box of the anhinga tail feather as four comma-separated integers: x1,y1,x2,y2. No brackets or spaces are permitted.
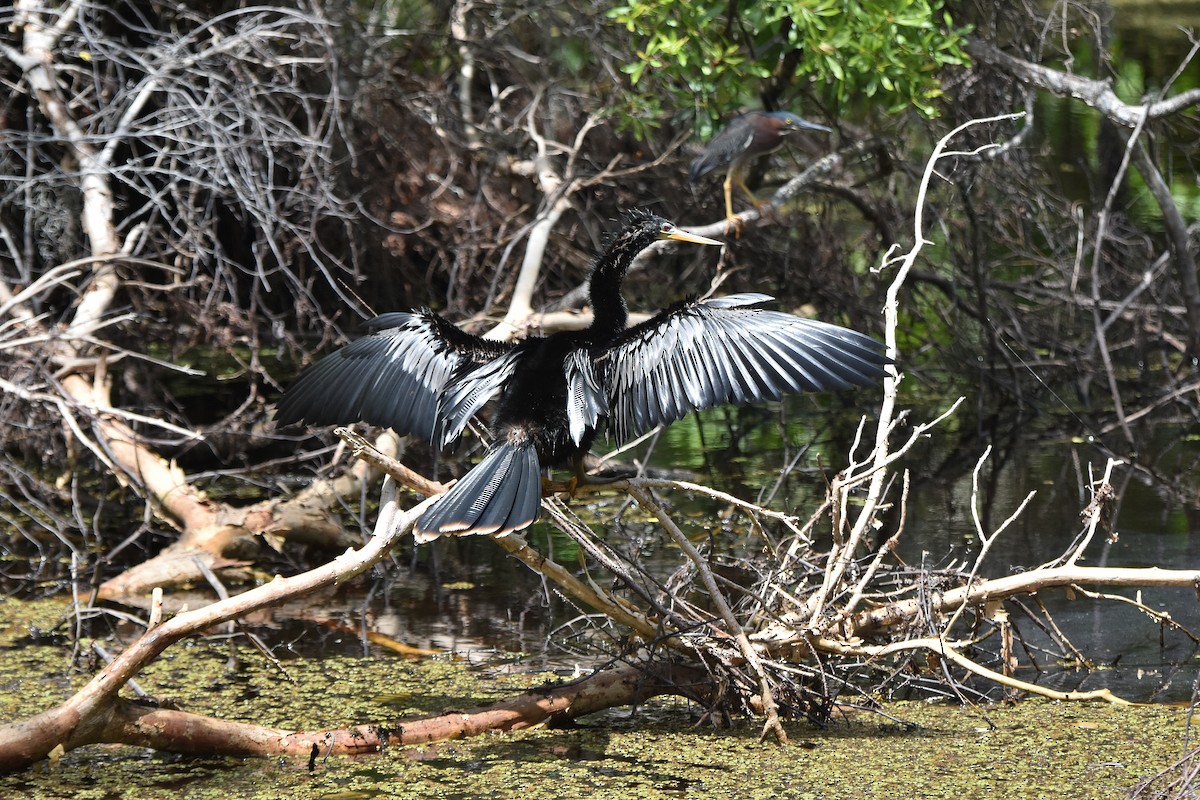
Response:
414,441,541,542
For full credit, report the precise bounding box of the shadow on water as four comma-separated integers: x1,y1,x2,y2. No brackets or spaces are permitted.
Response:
892,427,1200,702
240,394,1200,704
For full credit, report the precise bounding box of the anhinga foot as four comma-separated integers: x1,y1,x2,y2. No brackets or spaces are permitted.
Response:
541,474,586,498
542,458,596,498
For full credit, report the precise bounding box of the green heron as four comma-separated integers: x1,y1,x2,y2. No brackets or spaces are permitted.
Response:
277,211,889,540
689,111,832,226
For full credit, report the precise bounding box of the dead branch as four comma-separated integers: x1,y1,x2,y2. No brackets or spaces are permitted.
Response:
842,566,1200,638
26,661,707,762
1129,140,1200,355
968,38,1200,357
814,635,1131,705
628,486,788,744
0,479,437,772
1127,741,1200,798
2,1,371,597
967,40,1200,127
1066,458,1122,566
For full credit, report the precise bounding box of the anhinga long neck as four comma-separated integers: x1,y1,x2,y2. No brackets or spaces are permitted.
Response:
586,234,646,339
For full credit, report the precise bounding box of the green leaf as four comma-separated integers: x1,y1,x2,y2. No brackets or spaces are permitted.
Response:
605,0,970,130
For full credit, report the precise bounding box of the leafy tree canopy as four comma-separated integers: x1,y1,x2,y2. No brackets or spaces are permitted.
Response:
608,0,971,135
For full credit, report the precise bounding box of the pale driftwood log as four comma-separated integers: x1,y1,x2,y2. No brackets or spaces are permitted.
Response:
23,662,704,763
842,565,1200,638
0,469,709,773
94,457,376,599
0,480,436,772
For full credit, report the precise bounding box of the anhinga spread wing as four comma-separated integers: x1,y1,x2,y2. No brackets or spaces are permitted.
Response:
277,213,891,543
276,214,728,542
597,293,891,443
274,310,512,445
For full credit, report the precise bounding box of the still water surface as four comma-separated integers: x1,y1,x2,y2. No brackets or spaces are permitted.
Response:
278,401,1198,704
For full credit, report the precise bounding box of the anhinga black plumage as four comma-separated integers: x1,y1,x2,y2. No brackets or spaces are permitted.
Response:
689,111,832,225
276,211,891,541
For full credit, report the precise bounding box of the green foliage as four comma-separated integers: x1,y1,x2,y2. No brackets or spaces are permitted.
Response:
607,0,971,135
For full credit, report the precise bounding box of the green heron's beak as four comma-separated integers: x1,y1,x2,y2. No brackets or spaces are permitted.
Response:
663,228,723,246
778,113,831,135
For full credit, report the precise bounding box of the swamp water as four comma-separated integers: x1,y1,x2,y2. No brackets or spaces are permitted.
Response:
0,399,1196,799
0,597,1192,800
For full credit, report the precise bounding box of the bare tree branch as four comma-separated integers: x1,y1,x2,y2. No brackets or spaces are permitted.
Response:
967,40,1200,126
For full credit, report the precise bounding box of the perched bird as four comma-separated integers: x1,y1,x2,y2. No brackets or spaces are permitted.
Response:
689,111,832,226
277,211,890,541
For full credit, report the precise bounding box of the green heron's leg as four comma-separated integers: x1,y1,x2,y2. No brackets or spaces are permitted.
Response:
736,173,773,212
736,174,782,226
722,173,743,238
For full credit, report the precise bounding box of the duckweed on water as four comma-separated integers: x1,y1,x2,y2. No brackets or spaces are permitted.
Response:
0,597,1191,799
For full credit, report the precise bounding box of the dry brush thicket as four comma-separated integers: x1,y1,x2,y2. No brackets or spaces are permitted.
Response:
0,0,1198,778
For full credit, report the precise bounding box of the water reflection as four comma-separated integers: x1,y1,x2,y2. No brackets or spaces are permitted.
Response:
727,403,1200,702
245,400,1200,702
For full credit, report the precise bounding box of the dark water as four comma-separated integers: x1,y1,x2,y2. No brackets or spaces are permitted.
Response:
60,0,1200,711
895,431,1200,702
253,400,1199,705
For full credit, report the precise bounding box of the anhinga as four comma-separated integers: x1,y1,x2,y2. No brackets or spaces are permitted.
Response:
277,211,890,541
689,111,832,225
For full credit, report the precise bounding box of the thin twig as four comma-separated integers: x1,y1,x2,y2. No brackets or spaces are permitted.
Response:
628,486,788,744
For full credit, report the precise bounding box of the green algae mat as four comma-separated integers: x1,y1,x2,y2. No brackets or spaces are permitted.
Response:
0,598,1191,799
